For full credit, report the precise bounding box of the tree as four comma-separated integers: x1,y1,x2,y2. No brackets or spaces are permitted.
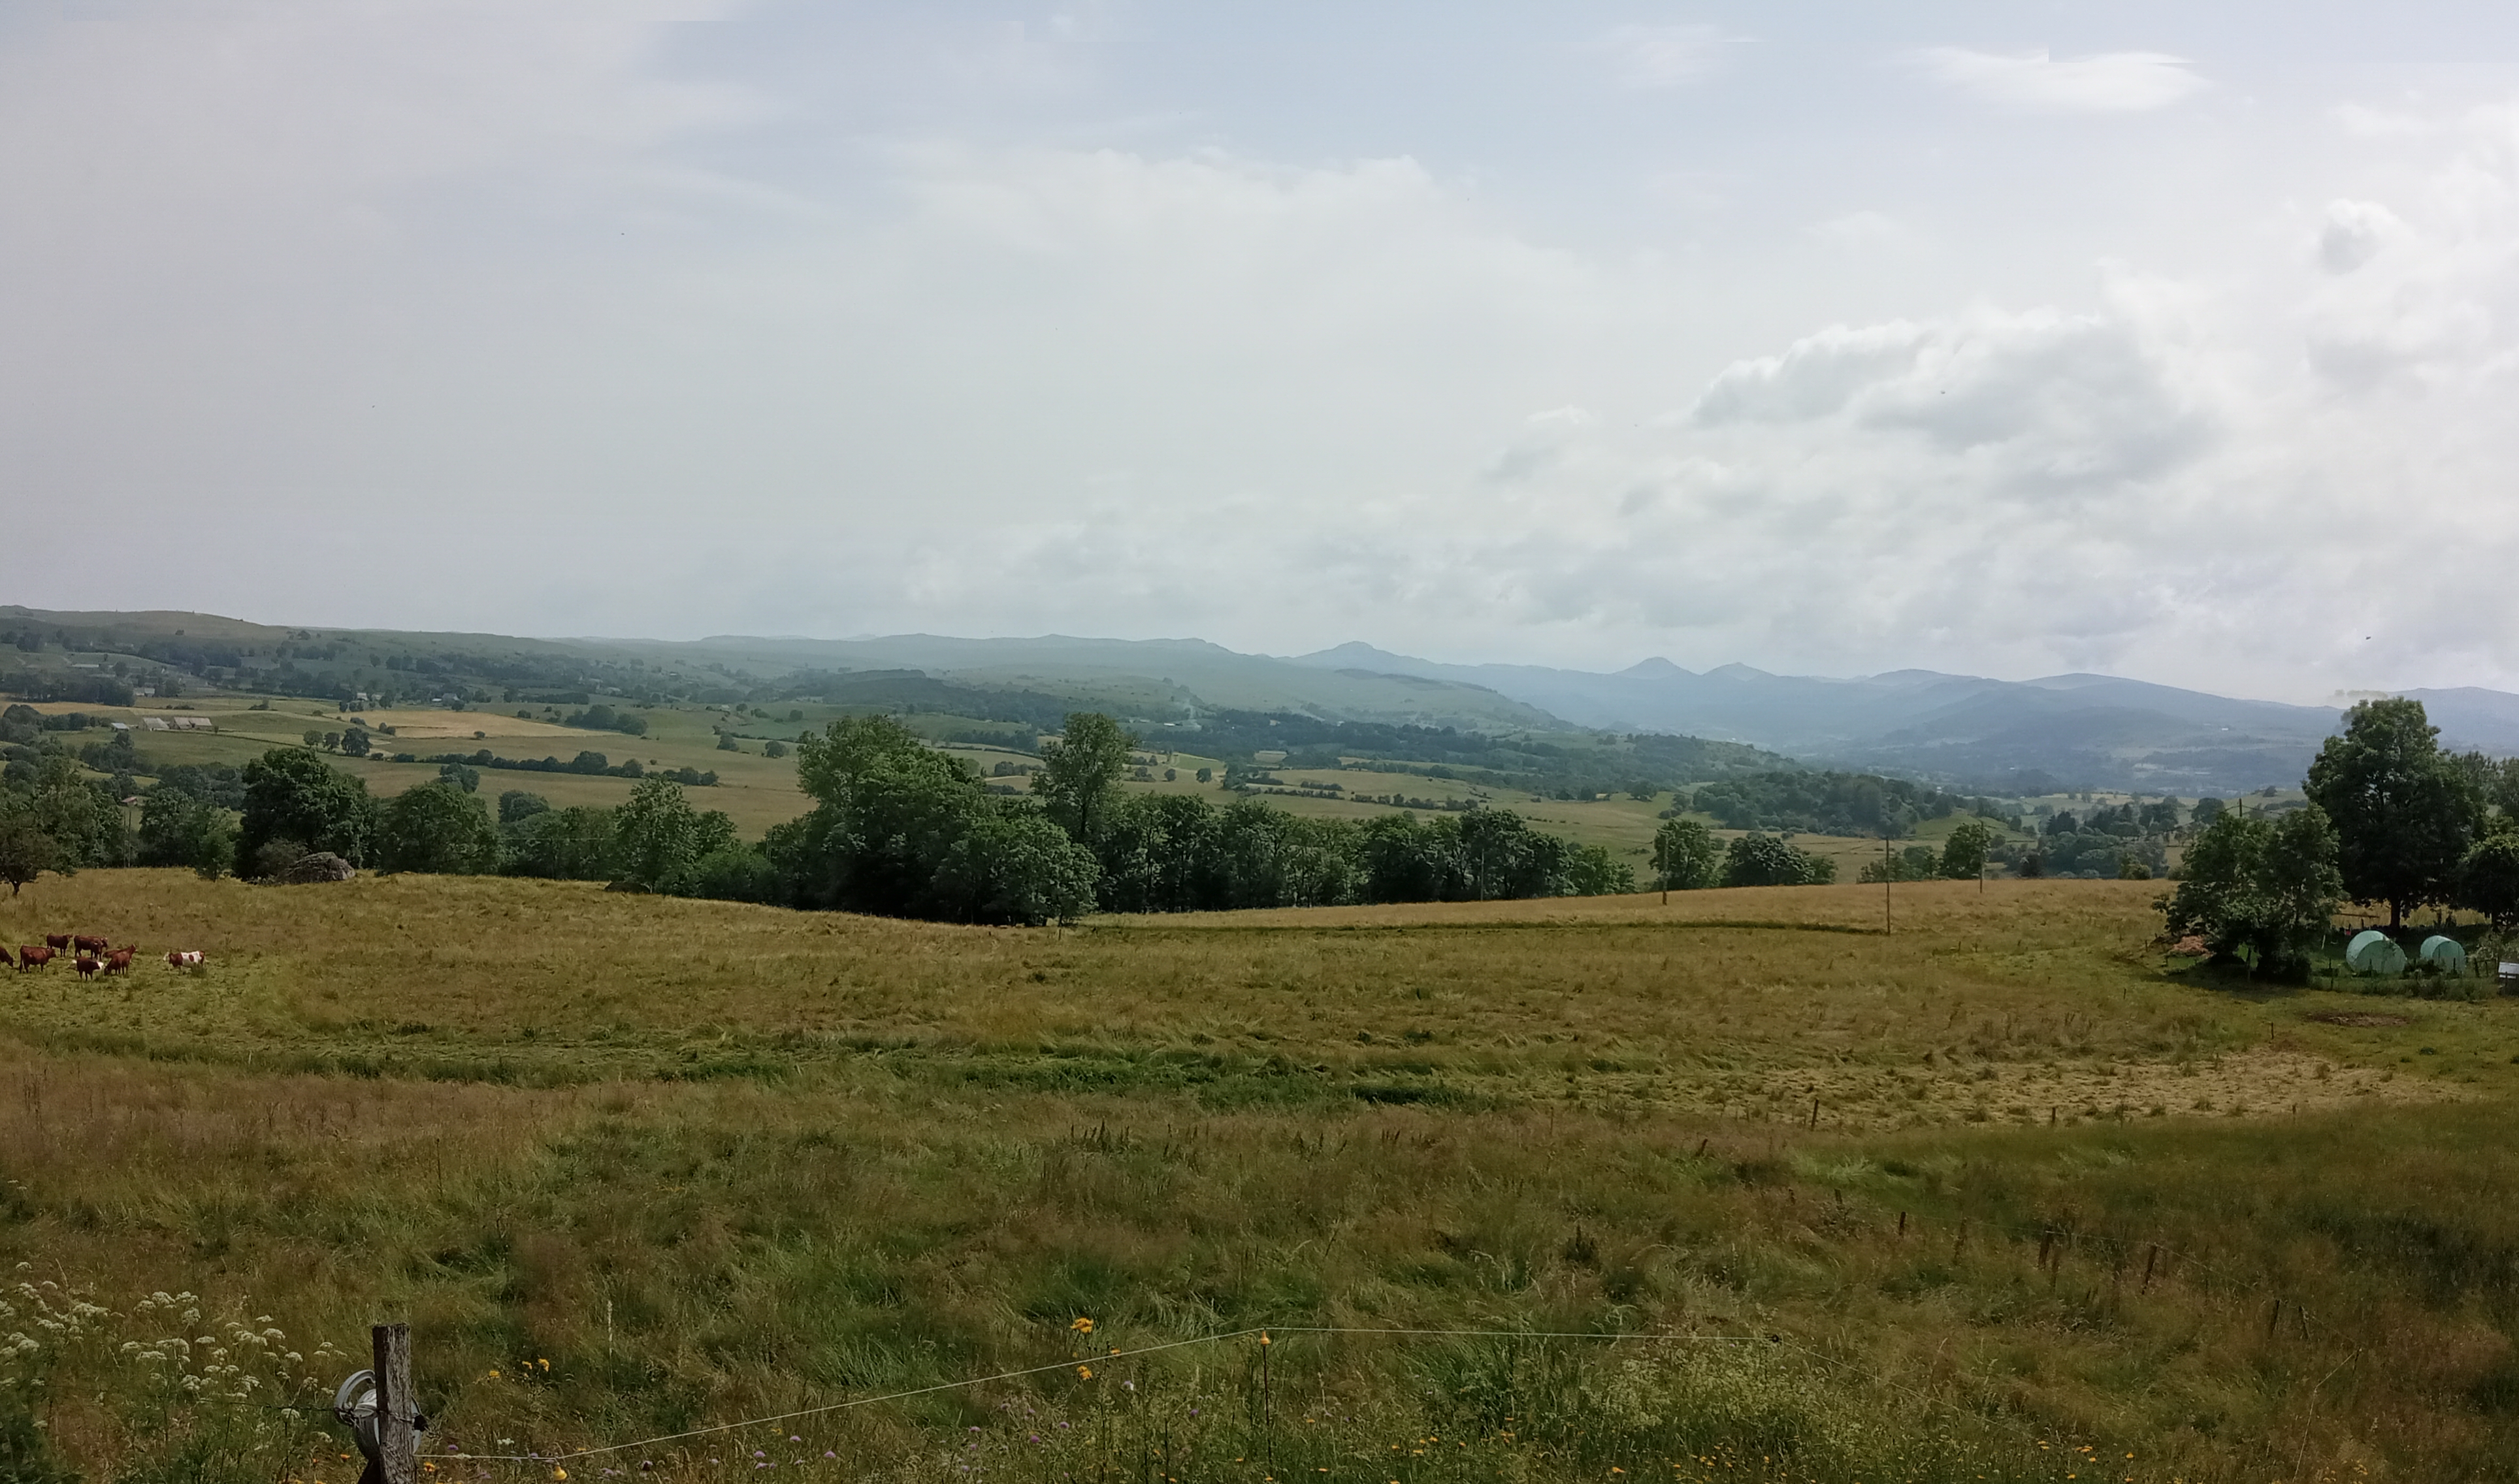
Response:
377,781,503,875
1862,845,1942,883
2457,826,2519,931
137,790,237,879
1723,832,1832,887
2304,698,2480,927
613,777,706,892
930,810,1101,925
764,740,788,759
779,714,994,916
236,747,376,873
1565,843,1636,897
439,762,481,793
1650,818,1721,895
341,726,372,758
1940,820,2000,880
1094,792,1223,912
1034,712,1134,847
504,805,616,880
2158,805,2344,973
498,790,551,824
302,730,323,749
0,794,59,895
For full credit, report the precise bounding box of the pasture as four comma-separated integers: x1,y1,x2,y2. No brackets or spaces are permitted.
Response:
3,873,2516,1483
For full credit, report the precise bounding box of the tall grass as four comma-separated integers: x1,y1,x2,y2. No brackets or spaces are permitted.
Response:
1,872,2516,1481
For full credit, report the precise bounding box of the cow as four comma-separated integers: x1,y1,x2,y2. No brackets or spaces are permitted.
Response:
73,954,100,980
71,935,108,955
103,948,135,976
165,950,204,969
0,946,11,967
44,933,70,952
16,946,54,971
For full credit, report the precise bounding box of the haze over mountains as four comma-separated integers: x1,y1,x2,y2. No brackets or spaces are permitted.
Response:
16,607,2519,795
670,630,2519,794
1286,644,2519,793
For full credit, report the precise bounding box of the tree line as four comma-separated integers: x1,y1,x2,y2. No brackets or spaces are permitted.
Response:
8,713,1649,922
2161,696,2519,973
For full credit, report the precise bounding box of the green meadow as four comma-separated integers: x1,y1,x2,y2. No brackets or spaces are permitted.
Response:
4,871,2515,1484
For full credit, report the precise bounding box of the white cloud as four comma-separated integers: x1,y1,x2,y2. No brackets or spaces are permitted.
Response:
1912,47,2207,114
2317,199,2401,274
8,7,2519,700
1597,24,1737,89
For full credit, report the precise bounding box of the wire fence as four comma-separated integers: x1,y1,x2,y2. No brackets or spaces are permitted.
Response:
342,1198,2368,1477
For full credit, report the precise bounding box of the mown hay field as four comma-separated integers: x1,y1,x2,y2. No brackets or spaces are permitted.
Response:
3,873,2517,1484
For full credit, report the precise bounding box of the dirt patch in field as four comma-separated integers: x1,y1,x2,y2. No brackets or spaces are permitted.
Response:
2305,1010,2411,1027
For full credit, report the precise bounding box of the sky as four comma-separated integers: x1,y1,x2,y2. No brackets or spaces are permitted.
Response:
5,2,2519,702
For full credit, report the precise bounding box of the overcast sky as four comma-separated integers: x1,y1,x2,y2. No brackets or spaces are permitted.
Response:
6,3,2519,700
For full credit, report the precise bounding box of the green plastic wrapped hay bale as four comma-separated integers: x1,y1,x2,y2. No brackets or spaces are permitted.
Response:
2346,929,2406,975
2419,935,2467,976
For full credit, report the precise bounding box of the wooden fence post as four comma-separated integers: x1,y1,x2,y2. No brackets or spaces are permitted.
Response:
372,1324,417,1484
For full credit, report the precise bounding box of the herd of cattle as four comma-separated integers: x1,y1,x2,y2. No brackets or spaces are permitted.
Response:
7,934,204,978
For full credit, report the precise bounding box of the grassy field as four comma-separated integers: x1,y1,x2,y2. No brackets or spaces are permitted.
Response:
5,872,2517,1483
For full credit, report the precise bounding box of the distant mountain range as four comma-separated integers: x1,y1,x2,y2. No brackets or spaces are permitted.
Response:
10,607,2518,795
1288,644,2519,794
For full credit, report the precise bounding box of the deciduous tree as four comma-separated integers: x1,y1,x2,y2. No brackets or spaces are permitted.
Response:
1650,817,1721,894
2305,698,2480,927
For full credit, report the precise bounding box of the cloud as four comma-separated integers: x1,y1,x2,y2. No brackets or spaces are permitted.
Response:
2317,199,2401,274
10,7,2519,698
1597,24,1737,89
1911,47,2207,113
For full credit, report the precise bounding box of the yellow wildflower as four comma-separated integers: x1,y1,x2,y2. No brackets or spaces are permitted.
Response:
1070,1317,1094,1334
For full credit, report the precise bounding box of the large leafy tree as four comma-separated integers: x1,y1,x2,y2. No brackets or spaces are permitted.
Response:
0,794,58,896
377,781,503,875
1940,820,2001,881
2304,698,2480,927
2457,826,2519,931
1723,831,1834,886
930,810,1101,925
781,714,996,915
236,747,376,872
1355,813,1466,904
1033,712,1134,847
611,777,732,894
137,790,238,879
1651,818,1721,895
2159,805,2345,972
504,805,618,880
1093,792,1223,912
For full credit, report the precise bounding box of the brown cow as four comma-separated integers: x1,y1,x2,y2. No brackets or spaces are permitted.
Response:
71,935,108,955
44,933,70,952
73,955,100,980
16,946,54,971
103,948,135,976
0,945,11,967
165,950,204,969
